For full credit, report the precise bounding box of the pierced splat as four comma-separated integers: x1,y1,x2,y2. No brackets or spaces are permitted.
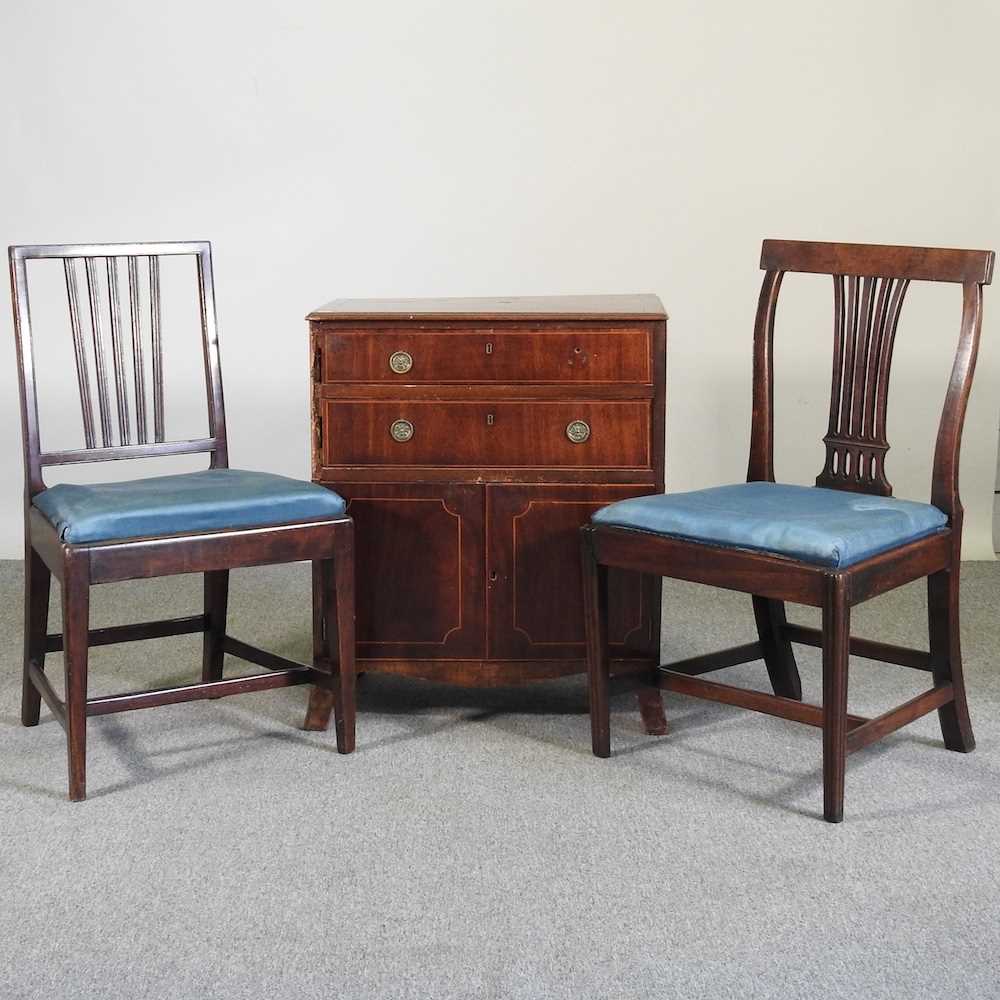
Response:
816,273,910,496
62,254,167,450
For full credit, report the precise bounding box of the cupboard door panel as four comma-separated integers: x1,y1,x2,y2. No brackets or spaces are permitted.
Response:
332,483,485,659
487,485,658,659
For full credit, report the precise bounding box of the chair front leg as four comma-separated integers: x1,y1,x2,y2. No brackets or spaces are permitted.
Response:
201,569,229,684
581,528,612,758
821,575,850,823
22,543,51,727
327,521,356,754
752,596,802,700
928,567,975,752
62,554,90,802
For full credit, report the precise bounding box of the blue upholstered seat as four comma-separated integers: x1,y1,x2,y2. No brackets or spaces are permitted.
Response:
33,469,347,544
591,482,948,568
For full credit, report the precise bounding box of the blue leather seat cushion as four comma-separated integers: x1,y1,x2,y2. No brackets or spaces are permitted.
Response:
591,482,948,568
33,469,347,544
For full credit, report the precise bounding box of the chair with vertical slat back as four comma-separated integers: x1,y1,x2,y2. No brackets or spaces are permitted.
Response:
581,239,994,823
9,241,356,801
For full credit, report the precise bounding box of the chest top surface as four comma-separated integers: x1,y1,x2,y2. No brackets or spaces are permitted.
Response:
308,294,666,322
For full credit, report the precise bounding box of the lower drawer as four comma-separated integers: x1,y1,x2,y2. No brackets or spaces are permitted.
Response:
321,400,651,469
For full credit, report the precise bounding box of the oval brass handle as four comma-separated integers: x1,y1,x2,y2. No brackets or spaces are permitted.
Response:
389,350,413,374
390,418,414,443
566,419,591,444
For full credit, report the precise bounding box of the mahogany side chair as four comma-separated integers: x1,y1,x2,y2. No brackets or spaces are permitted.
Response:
9,241,356,801
582,239,994,822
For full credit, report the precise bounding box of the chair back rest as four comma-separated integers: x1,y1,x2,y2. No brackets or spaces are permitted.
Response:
8,241,228,497
748,239,994,518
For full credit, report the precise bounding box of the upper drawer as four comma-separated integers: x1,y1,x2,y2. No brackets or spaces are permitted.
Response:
321,400,651,469
316,327,652,384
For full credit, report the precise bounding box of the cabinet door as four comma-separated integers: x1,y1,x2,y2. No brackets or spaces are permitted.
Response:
335,483,485,659
487,485,658,660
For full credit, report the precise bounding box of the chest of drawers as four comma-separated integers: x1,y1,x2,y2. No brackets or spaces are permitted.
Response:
306,294,666,701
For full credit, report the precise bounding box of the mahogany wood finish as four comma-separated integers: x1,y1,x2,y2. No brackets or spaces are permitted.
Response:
321,399,651,469
656,669,868,731
583,239,994,823
815,273,909,495
9,241,356,801
308,294,665,321
320,327,652,384
305,295,666,728
336,482,486,660
488,484,657,660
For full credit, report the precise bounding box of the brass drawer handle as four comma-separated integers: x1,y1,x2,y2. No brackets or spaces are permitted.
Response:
389,350,413,374
566,419,591,444
390,418,414,443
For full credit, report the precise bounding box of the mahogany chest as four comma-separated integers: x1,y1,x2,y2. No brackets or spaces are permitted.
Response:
308,294,666,689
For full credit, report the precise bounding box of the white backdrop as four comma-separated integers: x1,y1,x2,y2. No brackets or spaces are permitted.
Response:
1,0,997,558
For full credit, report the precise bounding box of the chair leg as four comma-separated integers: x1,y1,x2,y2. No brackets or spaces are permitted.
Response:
62,556,90,802
821,576,850,823
303,561,335,732
22,544,51,727
326,522,356,754
928,567,975,752
581,528,612,758
201,569,229,684
752,596,802,700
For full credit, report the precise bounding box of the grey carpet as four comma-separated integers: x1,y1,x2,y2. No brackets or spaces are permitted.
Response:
1,559,999,1000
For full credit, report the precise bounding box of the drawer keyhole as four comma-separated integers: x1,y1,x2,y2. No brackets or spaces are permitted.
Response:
486,413,495,426
485,342,493,355
489,570,498,583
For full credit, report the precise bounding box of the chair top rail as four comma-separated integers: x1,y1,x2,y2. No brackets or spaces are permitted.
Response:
761,239,994,285
10,241,211,261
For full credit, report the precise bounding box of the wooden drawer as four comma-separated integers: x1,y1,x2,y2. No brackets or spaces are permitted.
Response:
321,400,651,469
317,327,651,384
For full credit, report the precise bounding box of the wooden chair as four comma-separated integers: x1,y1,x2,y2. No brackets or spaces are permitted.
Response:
9,241,356,801
581,239,994,822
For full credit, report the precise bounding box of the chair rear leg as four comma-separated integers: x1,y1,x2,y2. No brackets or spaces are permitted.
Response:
22,544,51,727
821,576,850,823
326,522,356,754
581,528,612,757
753,596,802,700
201,569,229,684
928,567,975,752
638,574,667,735
303,561,335,732
62,557,90,802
